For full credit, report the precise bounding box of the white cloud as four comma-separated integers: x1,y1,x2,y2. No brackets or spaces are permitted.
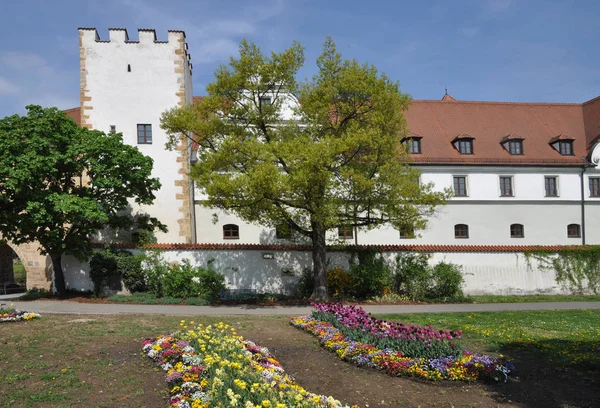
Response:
0,77,19,96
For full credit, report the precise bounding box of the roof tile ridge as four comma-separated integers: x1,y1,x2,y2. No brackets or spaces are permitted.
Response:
411,99,582,107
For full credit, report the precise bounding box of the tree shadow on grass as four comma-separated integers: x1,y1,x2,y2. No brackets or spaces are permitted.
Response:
484,339,599,408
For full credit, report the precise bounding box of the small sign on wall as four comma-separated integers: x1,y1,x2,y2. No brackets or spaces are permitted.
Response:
262,253,274,259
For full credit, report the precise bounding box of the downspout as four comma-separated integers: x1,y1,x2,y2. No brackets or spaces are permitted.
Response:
580,166,586,245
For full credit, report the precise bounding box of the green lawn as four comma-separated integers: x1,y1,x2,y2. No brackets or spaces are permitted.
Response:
12,262,26,285
380,309,600,371
470,294,600,303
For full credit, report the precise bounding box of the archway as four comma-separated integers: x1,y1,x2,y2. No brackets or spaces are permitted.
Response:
0,238,52,292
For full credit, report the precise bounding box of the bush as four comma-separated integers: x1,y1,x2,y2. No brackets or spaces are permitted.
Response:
195,261,226,303
326,265,353,297
392,254,465,301
429,261,464,300
393,253,431,301
89,251,118,297
115,251,145,293
348,248,392,299
142,250,171,298
296,267,314,299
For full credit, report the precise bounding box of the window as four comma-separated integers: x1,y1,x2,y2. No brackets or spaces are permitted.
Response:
399,225,415,239
275,223,292,239
558,140,573,156
453,176,467,197
499,176,513,197
507,140,523,155
510,223,524,238
110,125,116,133
259,97,271,109
338,226,353,239
137,124,152,144
545,176,558,197
590,178,600,197
456,139,473,154
567,224,581,238
403,137,421,154
223,224,239,239
454,224,469,239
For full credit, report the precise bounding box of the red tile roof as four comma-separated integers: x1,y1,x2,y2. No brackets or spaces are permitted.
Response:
405,96,593,166
68,93,600,166
91,242,584,253
64,107,81,126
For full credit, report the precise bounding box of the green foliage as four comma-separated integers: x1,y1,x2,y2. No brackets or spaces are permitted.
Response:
195,261,227,303
89,251,118,297
393,253,431,300
429,262,464,300
115,251,146,293
296,267,314,299
0,105,165,293
326,265,353,297
393,253,464,301
161,39,448,300
348,248,392,299
525,247,600,294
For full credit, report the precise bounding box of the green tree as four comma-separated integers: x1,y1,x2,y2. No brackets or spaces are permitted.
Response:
0,105,165,294
161,38,448,300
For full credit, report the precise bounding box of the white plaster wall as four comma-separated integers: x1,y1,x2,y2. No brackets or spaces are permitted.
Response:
62,250,569,296
420,166,583,201
80,29,190,243
195,202,584,245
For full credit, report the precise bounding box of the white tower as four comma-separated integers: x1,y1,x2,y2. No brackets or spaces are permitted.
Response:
78,27,195,243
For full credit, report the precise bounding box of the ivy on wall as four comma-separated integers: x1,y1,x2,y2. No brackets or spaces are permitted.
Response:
524,246,600,294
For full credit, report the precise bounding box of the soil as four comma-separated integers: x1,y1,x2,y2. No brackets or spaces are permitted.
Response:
238,319,600,408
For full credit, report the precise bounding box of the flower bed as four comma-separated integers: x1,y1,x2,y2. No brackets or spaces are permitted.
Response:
291,303,513,382
142,321,359,408
0,308,40,323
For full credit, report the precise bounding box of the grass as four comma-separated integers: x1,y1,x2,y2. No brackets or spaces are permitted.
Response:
108,292,210,305
379,309,600,372
12,262,26,285
470,294,600,303
0,314,274,408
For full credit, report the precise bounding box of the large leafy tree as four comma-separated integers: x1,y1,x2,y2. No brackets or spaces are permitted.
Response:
162,38,448,300
0,105,165,294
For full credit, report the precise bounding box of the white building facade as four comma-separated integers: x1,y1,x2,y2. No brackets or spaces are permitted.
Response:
65,27,600,295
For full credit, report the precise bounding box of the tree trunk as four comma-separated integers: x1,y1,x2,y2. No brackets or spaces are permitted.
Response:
50,253,66,295
310,221,329,301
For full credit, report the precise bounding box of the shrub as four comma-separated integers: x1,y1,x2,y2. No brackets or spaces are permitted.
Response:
429,261,464,300
162,259,200,298
89,251,118,297
195,261,226,303
115,251,146,293
296,267,314,299
326,265,353,297
393,253,431,301
348,248,392,299
142,250,171,298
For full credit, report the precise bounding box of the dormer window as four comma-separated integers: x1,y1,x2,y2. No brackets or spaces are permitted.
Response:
453,135,474,155
500,134,524,156
507,140,523,155
558,140,573,156
402,137,422,154
549,134,574,156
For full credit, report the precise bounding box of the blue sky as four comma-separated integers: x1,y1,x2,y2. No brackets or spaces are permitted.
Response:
1,0,599,118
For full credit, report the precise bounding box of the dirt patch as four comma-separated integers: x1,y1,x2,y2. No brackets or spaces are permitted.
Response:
237,319,599,408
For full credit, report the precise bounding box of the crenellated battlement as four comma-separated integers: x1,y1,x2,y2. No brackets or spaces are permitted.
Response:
78,27,187,48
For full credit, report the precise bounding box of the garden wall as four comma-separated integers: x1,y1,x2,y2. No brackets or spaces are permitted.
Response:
61,245,569,296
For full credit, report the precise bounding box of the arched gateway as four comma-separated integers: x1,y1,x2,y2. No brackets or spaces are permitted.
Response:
0,238,52,291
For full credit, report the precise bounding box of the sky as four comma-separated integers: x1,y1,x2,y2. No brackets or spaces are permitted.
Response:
1,0,599,118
